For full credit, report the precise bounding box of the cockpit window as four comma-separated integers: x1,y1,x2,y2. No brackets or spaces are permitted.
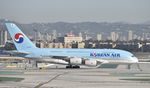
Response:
131,55,135,57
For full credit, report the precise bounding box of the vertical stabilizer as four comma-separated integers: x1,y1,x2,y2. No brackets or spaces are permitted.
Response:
5,23,37,51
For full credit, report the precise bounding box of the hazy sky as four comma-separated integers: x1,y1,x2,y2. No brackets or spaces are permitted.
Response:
0,0,150,23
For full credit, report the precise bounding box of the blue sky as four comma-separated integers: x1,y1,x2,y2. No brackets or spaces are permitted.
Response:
0,0,150,23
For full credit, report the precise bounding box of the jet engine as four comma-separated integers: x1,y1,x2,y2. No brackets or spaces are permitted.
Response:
84,60,98,66
69,57,82,65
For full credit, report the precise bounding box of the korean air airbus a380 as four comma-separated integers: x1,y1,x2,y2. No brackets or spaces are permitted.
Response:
5,23,139,68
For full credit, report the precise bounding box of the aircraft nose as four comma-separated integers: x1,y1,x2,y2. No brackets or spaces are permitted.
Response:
132,56,138,62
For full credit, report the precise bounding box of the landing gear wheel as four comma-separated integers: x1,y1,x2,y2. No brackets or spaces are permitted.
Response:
66,65,80,68
73,65,80,68
66,65,72,68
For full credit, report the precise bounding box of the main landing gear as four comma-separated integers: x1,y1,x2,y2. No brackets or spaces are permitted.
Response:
66,65,80,68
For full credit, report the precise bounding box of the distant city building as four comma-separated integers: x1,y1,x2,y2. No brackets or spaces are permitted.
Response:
57,33,62,37
0,30,7,45
64,43,72,48
44,33,52,42
58,32,83,43
142,32,149,40
52,30,57,40
145,33,150,40
58,36,82,43
97,33,102,41
37,31,41,40
79,32,82,37
128,30,133,41
65,32,75,37
77,42,85,48
36,42,45,48
111,32,119,41
82,32,88,40
133,34,138,40
46,43,64,48
85,36,92,40
64,37,82,43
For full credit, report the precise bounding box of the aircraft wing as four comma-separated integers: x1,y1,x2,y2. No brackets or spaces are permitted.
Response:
96,60,110,67
4,50,30,55
0,56,25,60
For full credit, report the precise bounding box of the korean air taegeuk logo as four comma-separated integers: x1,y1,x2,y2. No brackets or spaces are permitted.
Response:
14,33,24,43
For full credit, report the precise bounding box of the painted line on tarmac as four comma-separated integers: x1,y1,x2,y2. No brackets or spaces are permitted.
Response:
34,72,69,88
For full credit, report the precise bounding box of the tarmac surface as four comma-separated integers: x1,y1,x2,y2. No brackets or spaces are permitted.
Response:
0,64,150,88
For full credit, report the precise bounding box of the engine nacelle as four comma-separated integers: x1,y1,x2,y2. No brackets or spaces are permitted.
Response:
69,58,82,65
84,60,97,66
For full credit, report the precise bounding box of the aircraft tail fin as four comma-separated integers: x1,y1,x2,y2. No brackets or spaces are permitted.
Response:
5,23,37,51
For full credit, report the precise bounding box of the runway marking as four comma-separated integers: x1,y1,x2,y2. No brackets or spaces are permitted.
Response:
120,78,150,82
34,72,69,88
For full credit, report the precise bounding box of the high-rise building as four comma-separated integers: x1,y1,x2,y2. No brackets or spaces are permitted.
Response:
128,30,133,41
0,30,7,45
37,31,41,40
82,32,88,40
79,32,82,37
44,33,52,42
111,32,118,41
97,33,102,41
52,30,57,40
